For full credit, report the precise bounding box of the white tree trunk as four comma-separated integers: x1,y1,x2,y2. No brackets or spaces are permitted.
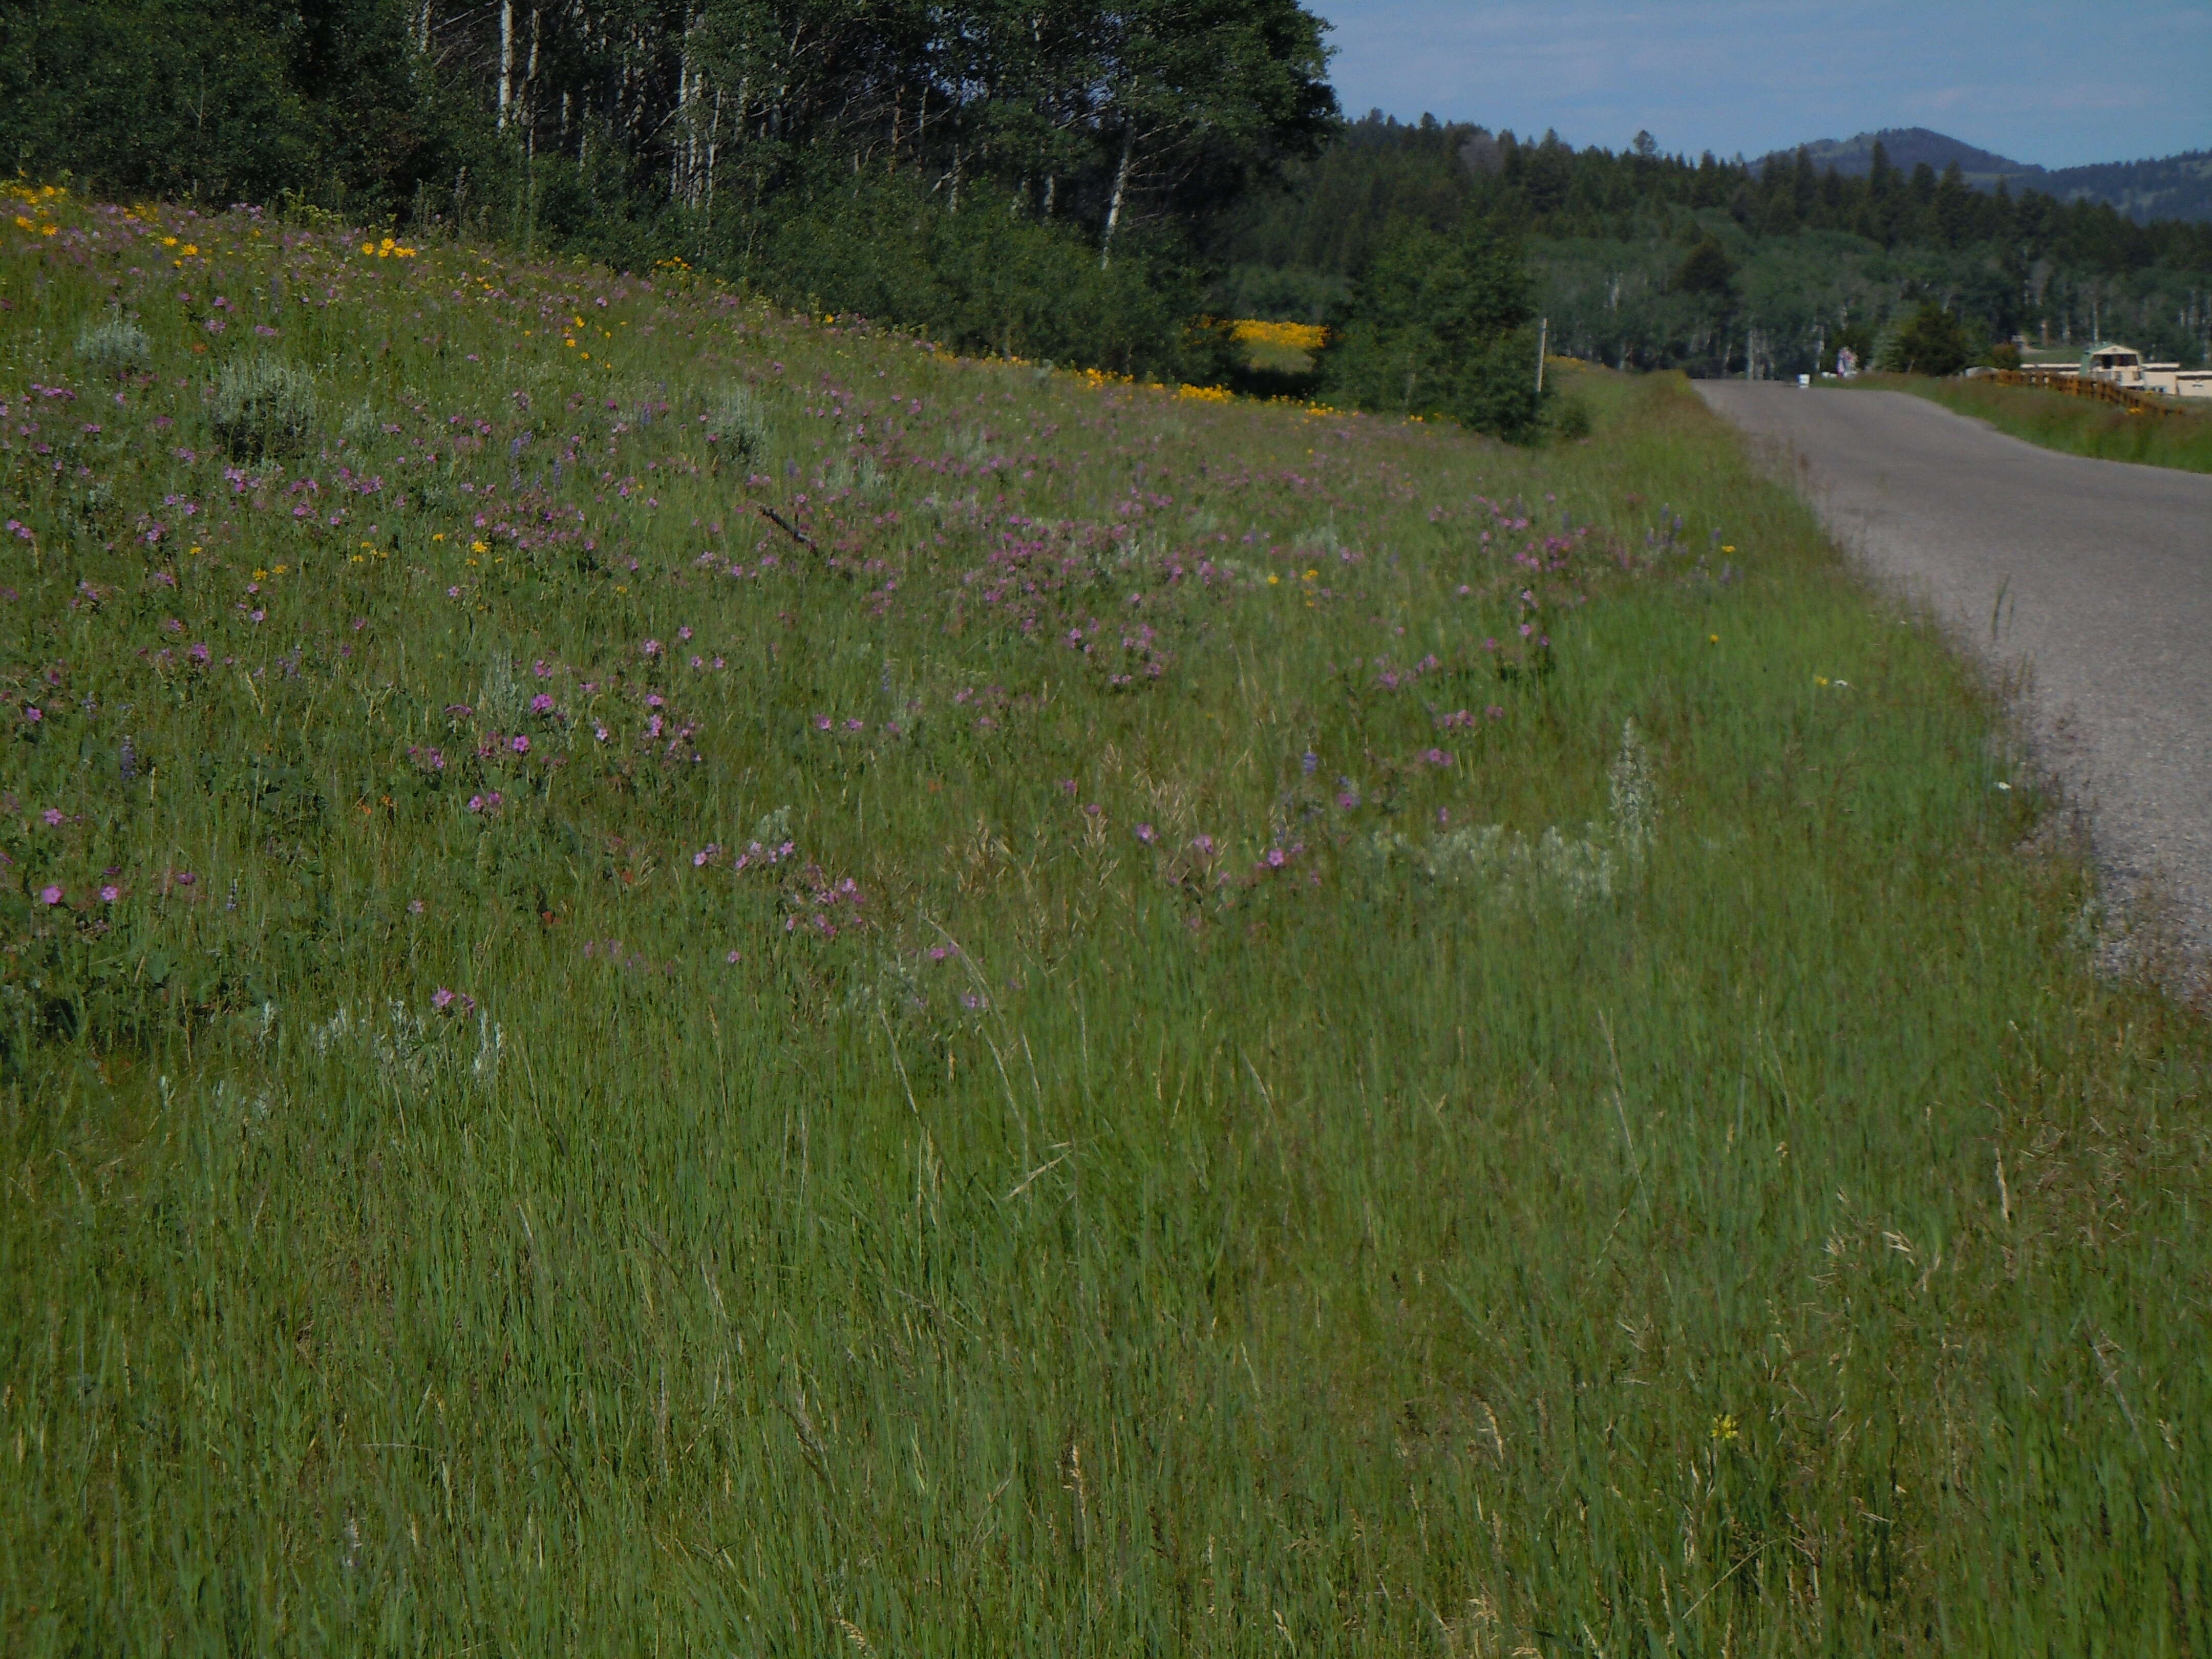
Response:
498,0,514,130
672,58,689,201
705,86,726,212
673,10,701,206
523,8,540,157
1100,131,1134,267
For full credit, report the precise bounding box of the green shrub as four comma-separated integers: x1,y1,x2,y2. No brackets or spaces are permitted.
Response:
75,316,151,378
1318,218,1546,440
338,397,382,450
713,174,1214,382
705,385,772,465
1551,392,1593,440
1880,301,1975,377
209,356,317,459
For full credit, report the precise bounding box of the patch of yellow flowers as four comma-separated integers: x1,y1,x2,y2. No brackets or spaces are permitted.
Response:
8,180,65,237
1231,318,1327,352
361,237,419,259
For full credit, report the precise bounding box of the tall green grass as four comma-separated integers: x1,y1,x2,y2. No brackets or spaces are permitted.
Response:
2,195,2208,1653
1868,372,2212,473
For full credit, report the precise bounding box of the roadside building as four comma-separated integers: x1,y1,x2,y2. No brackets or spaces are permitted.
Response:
2082,343,2144,384
2142,363,2212,400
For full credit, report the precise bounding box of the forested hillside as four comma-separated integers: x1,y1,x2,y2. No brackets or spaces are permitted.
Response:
1769,128,2212,225
0,0,1334,377
1211,116,2212,378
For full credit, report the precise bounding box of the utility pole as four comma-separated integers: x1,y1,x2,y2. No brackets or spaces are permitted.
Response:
1535,317,1547,394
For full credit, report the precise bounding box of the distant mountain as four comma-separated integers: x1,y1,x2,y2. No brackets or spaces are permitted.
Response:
1759,126,2212,223
1781,127,2040,188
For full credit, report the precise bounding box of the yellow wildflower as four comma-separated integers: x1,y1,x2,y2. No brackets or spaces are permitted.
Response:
1230,319,1327,352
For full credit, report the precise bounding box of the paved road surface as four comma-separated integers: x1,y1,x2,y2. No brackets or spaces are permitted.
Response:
1699,382,2212,983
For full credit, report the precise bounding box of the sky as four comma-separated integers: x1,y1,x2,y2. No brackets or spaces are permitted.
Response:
1307,1,2212,169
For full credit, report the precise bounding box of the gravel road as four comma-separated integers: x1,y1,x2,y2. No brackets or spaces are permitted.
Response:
1699,381,2212,984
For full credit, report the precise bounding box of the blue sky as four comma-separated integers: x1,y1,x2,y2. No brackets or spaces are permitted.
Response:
1307,2,2212,169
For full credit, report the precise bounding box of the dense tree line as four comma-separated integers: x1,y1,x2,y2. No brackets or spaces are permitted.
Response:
0,0,1335,376
1213,115,2212,376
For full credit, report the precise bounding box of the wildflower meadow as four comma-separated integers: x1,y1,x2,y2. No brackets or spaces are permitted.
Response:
3,185,2208,1652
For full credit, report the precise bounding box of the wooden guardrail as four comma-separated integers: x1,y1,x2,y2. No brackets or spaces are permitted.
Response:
1995,367,2177,417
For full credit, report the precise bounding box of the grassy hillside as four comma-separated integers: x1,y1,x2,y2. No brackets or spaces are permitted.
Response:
3,187,2210,1654
1864,373,2212,473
